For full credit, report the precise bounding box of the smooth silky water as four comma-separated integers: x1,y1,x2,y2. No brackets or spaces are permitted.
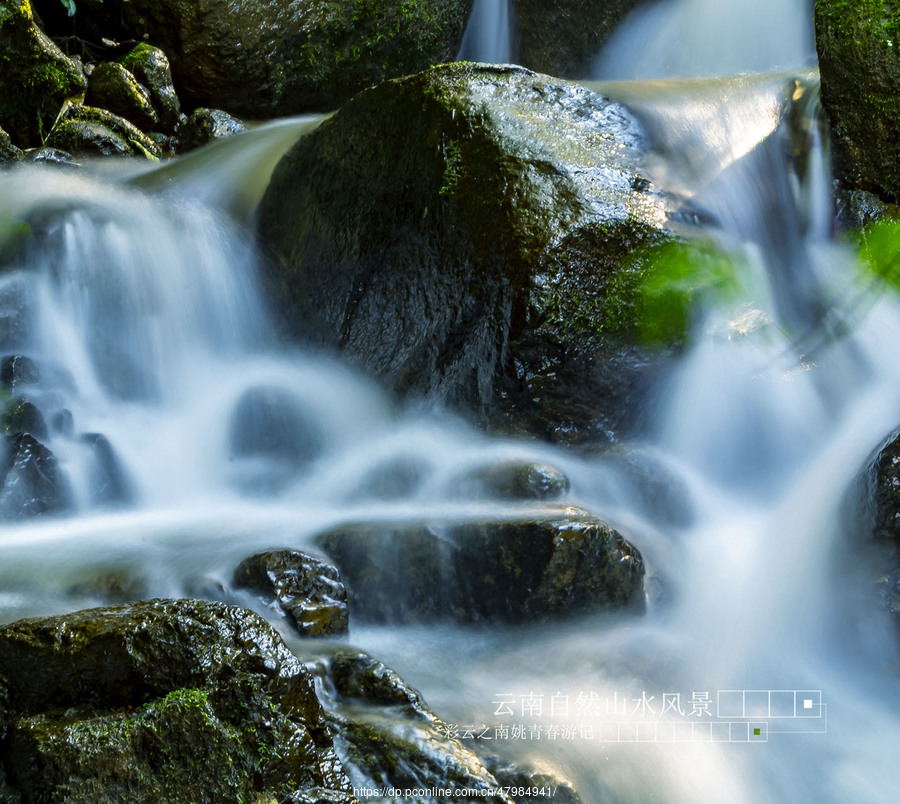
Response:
1,0,900,800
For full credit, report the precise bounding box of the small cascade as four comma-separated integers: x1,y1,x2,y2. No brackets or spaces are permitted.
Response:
457,0,516,64
595,0,816,80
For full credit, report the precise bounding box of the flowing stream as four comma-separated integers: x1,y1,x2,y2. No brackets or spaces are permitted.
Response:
1,1,900,801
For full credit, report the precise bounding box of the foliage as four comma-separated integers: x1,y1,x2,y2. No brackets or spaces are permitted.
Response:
633,239,745,345
854,217,900,289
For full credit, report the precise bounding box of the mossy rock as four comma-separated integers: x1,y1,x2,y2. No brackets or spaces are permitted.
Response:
514,0,640,77
46,103,161,159
85,61,158,132
45,0,473,117
0,0,86,147
119,42,181,133
816,0,900,201
0,599,354,802
176,107,246,153
259,63,670,442
315,507,644,623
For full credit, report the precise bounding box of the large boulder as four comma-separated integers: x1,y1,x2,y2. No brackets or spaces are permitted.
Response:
39,0,473,117
0,0,87,147
816,0,900,202
0,599,354,803
315,508,645,623
514,0,640,77
259,63,670,443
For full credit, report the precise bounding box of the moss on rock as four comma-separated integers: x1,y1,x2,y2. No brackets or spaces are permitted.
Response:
0,599,354,802
816,0,900,201
0,0,86,147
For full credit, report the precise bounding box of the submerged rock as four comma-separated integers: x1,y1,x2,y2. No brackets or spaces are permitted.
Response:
235,549,350,637
43,0,473,117
816,0,900,201
260,64,670,444
514,0,640,77
316,508,644,623
176,107,245,153
0,1,87,147
456,460,570,501
85,61,159,132
0,599,353,803
81,431,133,506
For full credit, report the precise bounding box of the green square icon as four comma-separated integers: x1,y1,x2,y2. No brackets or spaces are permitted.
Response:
753,728,761,736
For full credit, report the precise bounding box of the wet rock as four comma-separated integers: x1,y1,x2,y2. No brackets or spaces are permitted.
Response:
81,431,133,506
458,460,570,501
0,1,87,147
50,407,74,437
46,104,162,160
514,0,640,77
176,107,245,152
2,398,47,440
0,433,71,518
484,758,582,804
41,0,473,117
85,61,158,132
120,42,181,133
869,428,900,543
260,64,670,445
1,354,40,392
0,599,353,802
310,648,513,804
234,550,349,637
23,145,79,167
0,125,21,163
816,1,900,201
316,508,644,623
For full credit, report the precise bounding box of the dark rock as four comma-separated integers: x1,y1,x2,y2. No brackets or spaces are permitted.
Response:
485,759,582,804
310,648,513,803
869,427,900,543
0,599,353,803
234,550,349,637
457,460,570,501
316,508,645,623
0,125,21,163
80,432,133,506
0,354,40,392
46,104,162,159
176,107,245,153
85,61,158,132
514,0,640,77
0,1,87,147
47,0,473,117
23,145,79,167
259,64,669,444
119,42,181,133
816,0,900,201
2,398,47,440
0,433,71,518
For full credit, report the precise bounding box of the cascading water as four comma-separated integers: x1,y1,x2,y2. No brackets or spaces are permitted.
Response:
457,0,515,64
594,0,816,80
1,2,900,803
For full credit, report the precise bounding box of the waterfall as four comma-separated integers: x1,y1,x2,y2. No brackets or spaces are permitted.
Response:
1,2,900,801
595,0,816,80
457,0,515,64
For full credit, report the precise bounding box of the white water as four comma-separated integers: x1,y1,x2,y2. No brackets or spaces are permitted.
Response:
595,0,816,80
457,0,515,64
1,6,900,802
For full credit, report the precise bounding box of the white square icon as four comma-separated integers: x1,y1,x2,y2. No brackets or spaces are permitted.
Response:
803,699,813,709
